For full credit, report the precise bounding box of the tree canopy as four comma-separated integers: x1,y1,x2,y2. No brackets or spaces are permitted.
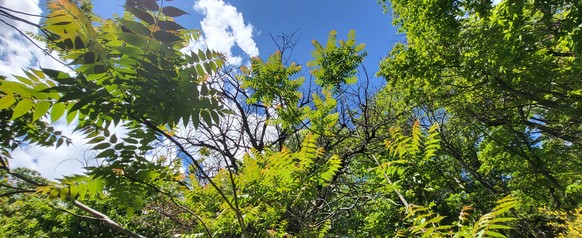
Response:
0,0,580,237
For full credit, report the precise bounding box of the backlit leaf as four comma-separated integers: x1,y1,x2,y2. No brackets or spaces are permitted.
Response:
153,31,181,42
161,6,188,17
117,33,149,48
11,99,33,120
33,101,51,121
51,103,67,122
126,6,155,25
119,19,151,36
138,0,159,11
0,94,16,110
157,20,184,30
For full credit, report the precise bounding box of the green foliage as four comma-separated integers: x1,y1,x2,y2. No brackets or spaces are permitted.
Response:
240,50,305,129
1,0,579,237
402,196,517,237
308,30,367,90
378,0,581,235
181,134,342,236
0,0,225,231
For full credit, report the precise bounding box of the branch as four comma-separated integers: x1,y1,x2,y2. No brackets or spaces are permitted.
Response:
0,189,36,197
0,165,145,238
72,200,146,238
136,116,247,235
124,175,213,237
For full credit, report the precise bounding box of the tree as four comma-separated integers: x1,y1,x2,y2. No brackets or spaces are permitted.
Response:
0,0,577,237
377,0,581,236
1,0,225,236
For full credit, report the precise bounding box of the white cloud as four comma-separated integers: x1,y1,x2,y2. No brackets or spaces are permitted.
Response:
190,0,259,66
0,0,69,75
1,0,83,179
10,123,95,180
9,120,133,180
179,1,273,171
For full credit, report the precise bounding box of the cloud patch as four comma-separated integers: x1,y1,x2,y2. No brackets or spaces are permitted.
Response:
190,0,259,66
0,0,68,75
1,0,81,179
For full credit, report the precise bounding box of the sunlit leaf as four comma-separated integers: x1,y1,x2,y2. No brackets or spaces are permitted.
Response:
11,99,33,120
33,101,51,122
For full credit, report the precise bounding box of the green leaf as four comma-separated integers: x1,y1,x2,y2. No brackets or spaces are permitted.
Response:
161,6,188,17
203,62,211,74
14,75,33,85
210,111,220,124
192,109,200,129
69,185,79,199
485,231,507,238
60,187,68,200
74,36,85,49
11,99,33,120
194,64,204,76
117,33,149,48
66,110,78,124
153,31,182,42
0,94,16,110
77,183,87,200
201,110,212,125
51,103,67,123
198,49,206,61
110,134,118,143
92,142,110,150
87,136,106,144
126,206,135,217
115,46,143,56
49,187,59,198
119,19,151,36
33,101,51,121
95,149,115,158
87,182,98,198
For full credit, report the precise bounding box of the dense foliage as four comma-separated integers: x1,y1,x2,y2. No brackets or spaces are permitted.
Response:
0,0,580,237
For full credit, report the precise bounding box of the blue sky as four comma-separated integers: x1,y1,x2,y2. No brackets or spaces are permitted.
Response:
90,0,401,77
230,0,400,72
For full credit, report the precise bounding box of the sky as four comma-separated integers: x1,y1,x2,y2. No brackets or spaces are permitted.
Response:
0,0,400,179
89,0,401,73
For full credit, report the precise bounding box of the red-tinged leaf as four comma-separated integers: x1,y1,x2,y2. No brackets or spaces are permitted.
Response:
161,6,188,17
126,6,155,25
157,20,184,30
138,0,159,11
